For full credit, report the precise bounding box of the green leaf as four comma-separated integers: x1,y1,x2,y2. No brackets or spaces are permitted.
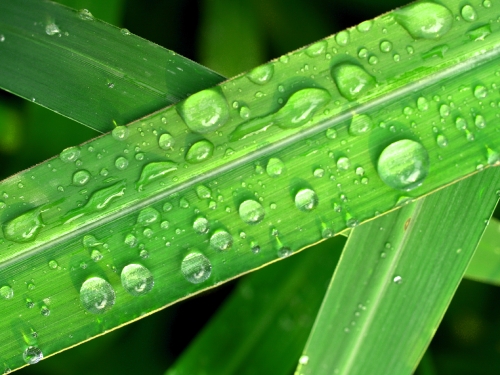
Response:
0,0,224,133
295,168,500,375
465,217,500,285
166,236,345,375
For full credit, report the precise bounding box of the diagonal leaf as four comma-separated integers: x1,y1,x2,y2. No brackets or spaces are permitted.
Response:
464,217,500,285
1,0,500,372
166,236,345,375
0,0,224,133
295,168,500,375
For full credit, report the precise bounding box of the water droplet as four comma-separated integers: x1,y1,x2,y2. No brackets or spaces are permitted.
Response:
331,64,376,101
436,134,448,147
0,34,4,42
210,230,233,251
80,277,116,314
180,198,189,208
136,161,178,191
91,250,103,262
120,28,131,36
193,217,209,234
394,2,453,39
59,146,80,163
185,140,214,164
368,55,379,65
48,260,58,269
72,170,91,186
467,24,492,41
306,40,327,57
137,207,160,225
45,23,60,36
239,200,265,224
358,48,368,59
140,249,149,258
177,89,229,133
475,115,486,129
474,85,488,99
277,246,292,258
196,185,211,199
163,202,173,212
23,346,43,364
246,64,274,85
40,305,50,316
326,128,337,139
121,264,154,296
349,114,373,135
461,5,477,21
379,40,393,53
314,168,325,178
239,106,251,119
3,207,43,243
357,20,373,33
115,156,129,170
158,133,175,150
337,156,351,171
112,126,129,141
181,252,212,284
124,233,138,247
335,30,350,46
417,97,429,111
78,9,94,21
295,189,318,211
393,275,403,284
299,355,310,366
0,285,13,299
377,139,430,191
455,117,468,130
266,158,285,177
439,104,450,117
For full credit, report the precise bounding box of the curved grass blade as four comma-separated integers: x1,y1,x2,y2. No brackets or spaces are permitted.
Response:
0,0,224,133
1,0,500,371
295,168,500,375
166,236,345,375
464,217,500,285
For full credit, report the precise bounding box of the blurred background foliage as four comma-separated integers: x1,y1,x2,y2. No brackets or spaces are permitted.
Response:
0,0,498,374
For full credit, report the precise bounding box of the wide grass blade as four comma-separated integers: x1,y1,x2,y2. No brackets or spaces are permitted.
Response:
295,168,500,375
464,217,500,285
1,0,500,372
166,236,345,375
0,0,224,133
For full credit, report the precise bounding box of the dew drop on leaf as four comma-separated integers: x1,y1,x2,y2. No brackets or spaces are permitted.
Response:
210,230,233,251
121,264,154,296
349,114,373,135
185,139,214,164
266,157,285,177
193,217,209,234
239,200,265,224
295,188,318,211
112,126,129,141
0,285,13,299
246,64,274,85
80,277,116,314
23,346,43,364
59,146,80,163
461,4,477,22
181,252,212,284
394,2,453,39
3,207,43,243
72,170,91,186
331,63,375,101
158,133,175,150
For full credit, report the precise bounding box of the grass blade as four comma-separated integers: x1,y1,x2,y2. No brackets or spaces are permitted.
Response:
0,0,224,132
166,236,345,375
1,0,500,371
295,168,500,375
464,217,500,285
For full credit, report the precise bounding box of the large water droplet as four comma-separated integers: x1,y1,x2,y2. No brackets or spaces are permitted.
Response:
181,252,212,284
3,207,43,243
72,170,91,186
177,89,229,133
23,346,43,364
185,140,214,164
80,277,115,314
158,133,175,150
337,156,351,171
121,264,154,296
137,207,160,225
136,161,178,191
112,126,129,141
295,189,318,211
0,285,13,299
239,200,265,224
349,114,373,135
210,230,233,251
193,217,209,234
394,2,453,39
377,139,430,191
246,64,274,85
461,5,477,21
266,157,285,177
60,146,80,163
331,64,376,101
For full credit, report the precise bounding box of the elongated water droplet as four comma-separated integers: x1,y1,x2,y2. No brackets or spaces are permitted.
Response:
377,139,430,191
80,277,115,314
295,188,318,211
306,40,327,57
112,126,129,141
210,230,233,251
349,114,373,135
177,88,229,133
23,346,43,364
239,200,265,224
137,207,160,225
72,170,91,186
246,64,274,85
186,140,214,164
467,24,491,41
78,9,94,21
266,157,285,177
0,285,13,299
181,252,212,284
475,115,486,129
60,146,80,163
331,64,376,101
394,2,453,39
3,207,43,243
158,133,175,150
196,185,211,199
461,5,477,21
136,161,178,191
121,264,154,296
193,217,209,234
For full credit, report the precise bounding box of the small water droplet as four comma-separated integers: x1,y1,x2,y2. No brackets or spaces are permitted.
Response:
393,275,403,284
306,40,327,57
59,146,80,163
45,23,60,36
115,156,129,170
331,63,376,101
326,128,337,139
210,230,233,251
337,156,351,171
23,346,43,364
239,200,265,224
439,104,450,117
455,117,468,130
78,9,94,21
0,34,5,42
474,85,488,99
379,40,393,53
394,2,453,39
120,28,131,36
295,189,318,211
246,64,274,85
185,140,214,164
377,139,430,191
158,133,175,150
125,233,138,247
335,30,350,46
177,88,229,133
0,285,13,299
239,106,251,119
196,185,211,199
112,126,129,141
193,217,209,234
436,134,448,147
314,168,325,178
417,97,429,111
475,114,486,129
136,207,160,225
266,158,285,177
349,114,373,135
461,4,477,21
121,264,154,296
357,20,373,33
80,277,116,314
40,305,50,316
181,252,212,284
72,170,91,186
48,260,58,269
277,247,292,258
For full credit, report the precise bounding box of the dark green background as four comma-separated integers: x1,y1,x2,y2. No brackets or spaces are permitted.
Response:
0,0,498,374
